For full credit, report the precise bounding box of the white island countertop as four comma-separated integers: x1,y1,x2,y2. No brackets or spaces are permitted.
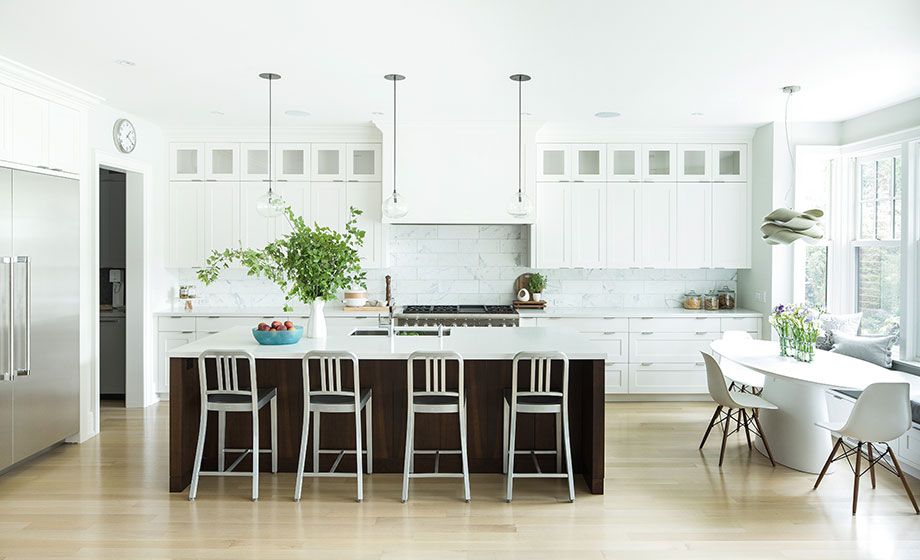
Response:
516,307,762,318
167,326,607,361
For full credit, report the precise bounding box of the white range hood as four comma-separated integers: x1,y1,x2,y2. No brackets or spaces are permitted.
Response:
374,121,539,224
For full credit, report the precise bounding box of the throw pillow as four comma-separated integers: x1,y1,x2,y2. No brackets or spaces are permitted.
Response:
816,312,862,350
830,330,896,368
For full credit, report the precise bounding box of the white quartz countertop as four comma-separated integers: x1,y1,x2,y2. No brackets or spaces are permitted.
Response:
167,326,607,360
516,307,762,318
154,305,383,318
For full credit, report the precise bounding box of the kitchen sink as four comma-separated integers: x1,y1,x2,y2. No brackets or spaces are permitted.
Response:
350,328,451,337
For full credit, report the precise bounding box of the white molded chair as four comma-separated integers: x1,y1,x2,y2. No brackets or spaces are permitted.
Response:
401,351,470,503
189,350,278,502
503,351,575,503
719,331,765,394
813,382,919,515
294,351,373,503
700,352,777,467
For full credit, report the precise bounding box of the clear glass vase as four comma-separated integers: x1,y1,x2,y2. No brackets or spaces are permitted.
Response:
794,338,815,363
778,334,791,357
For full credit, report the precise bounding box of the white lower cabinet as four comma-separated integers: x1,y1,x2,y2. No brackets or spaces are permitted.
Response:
629,363,707,394
605,364,628,394
899,426,920,468
157,330,196,395
629,332,719,363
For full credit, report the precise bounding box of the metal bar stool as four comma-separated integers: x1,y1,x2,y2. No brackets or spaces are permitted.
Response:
503,351,575,503
401,350,470,503
294,350,373,503
189,350,278,502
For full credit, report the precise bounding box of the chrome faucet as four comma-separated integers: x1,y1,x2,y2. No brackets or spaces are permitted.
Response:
387,299,396,340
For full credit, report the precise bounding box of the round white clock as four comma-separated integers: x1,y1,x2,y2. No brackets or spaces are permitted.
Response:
113,118,136,153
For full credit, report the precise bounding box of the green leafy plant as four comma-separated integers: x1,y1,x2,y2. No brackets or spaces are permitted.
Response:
197,206,367,312
528,272,546,294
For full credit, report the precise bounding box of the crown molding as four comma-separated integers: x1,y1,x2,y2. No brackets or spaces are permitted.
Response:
535,123,756,143
0,55,103,107
164,124,382,143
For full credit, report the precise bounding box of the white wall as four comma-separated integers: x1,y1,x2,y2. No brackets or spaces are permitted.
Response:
841,96,920,145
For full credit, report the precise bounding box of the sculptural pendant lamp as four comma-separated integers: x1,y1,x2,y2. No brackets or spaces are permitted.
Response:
382,73,409,219
507,74,533,218
255,72,287,218
760,85,825,245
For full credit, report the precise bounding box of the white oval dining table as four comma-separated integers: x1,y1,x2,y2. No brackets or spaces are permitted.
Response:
709,339,903,473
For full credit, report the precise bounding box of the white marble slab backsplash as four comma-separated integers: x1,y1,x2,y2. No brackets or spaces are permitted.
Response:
173,224,737,309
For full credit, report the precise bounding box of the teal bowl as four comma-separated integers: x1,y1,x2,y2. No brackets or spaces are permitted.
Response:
252,326,304,345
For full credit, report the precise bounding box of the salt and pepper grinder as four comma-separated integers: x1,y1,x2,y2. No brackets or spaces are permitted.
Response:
385,275,392,307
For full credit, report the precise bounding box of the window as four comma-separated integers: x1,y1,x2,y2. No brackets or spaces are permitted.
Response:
796,152,833,310
854,152,901,338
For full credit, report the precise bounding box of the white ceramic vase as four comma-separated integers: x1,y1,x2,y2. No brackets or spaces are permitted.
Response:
307,298,327,338
532,292,543,302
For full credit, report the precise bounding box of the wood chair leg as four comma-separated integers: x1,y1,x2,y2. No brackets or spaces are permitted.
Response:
852,442,862,515
752,412,775,467
814,437,842,490
719,408,732,467
740,409,753,450
867,443,876,489
700,405,723,449
889,449,920,514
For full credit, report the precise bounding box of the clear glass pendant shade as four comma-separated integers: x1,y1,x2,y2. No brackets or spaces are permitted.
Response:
506,191,532,218
383,190,409,219
256,188,287,218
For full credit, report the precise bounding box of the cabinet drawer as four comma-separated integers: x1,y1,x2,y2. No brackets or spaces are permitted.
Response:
629,332,719,362
537,317,628,332
605,364,627,394
629,316,720,333
721,317,761,333
587,332,628,363
899,427,920,467
628,362,707,394
157,316,196,332
196,316,260,333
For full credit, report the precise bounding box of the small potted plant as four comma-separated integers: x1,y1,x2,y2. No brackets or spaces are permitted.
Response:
528,273,546,302
197,206,366,338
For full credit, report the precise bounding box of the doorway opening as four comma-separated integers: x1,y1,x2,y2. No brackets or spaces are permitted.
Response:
99,168,127,405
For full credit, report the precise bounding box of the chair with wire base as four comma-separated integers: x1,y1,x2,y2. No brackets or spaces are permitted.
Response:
503,351,575,503
699,352,777,468
189,350,278,502
813,382,919,515
294,350,372,503
401,351,470,503
719,331,765,395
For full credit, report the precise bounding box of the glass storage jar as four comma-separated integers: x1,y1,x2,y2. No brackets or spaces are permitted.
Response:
703,290,720,311
683,290,702,310
718,285,736,309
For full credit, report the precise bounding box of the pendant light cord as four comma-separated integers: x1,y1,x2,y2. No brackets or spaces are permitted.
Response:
268,76,273,195
783,88,794,207
393,77,398,202
518,77,522,201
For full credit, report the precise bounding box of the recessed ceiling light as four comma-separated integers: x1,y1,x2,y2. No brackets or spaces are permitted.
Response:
284,109,311,117
210,110,225,116
113,59,136,66
520,112,532,117
594,111,620,118
690,112,704,117
371,111,385,116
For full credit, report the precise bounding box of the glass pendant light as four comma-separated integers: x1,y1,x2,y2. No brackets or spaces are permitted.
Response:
507,74,533,218
256,72,287,218
382,73,409,219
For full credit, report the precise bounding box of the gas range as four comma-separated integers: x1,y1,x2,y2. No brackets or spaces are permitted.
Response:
397,304,519,327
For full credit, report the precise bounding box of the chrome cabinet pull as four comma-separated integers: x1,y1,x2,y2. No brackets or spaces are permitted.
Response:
640,362,652,367
16,257,30,377
695,331,707,335
641,331,653,335
2,257,11,381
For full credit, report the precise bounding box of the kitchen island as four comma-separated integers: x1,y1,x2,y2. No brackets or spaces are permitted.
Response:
168,326,607,494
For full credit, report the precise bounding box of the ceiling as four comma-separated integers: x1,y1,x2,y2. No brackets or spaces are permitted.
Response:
1,0,919,129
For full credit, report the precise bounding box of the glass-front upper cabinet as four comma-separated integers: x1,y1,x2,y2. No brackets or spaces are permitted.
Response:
607,144,641,181
204,143,240,181
712,144,748,182
241,143,270,181
346,143,382,181
312,143,346,182
641,144,676,181
572,144,606,182
537,144,571,181
274,143,310,181
169,143,205,181
676,144,711,182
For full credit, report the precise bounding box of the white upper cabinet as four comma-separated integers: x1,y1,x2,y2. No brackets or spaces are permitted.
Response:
311,182,347,232
606,183,640,268
711,182,749,267
607,144,641,181
169,143,205,181
675,183,711,268
240,143,270,181
46,103,79,173
167,182,203,267
641,144,676,181
0,85,10,162
11,89,47,168
572,144,606,182
274,143,310,181
240,181,278,249
312,143,346,182
712,144,748,182
202,181,241,255
536,144,572,182
536,183,569,267
640,182,677,267
346,143,382,182
676,144,711,182
346,182,383,268
570,184,606,267
204,143,239,181
276,181,310,237
0,88,80,174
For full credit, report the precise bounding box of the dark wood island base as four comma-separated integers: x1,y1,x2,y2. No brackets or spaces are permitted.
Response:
170,357,605,495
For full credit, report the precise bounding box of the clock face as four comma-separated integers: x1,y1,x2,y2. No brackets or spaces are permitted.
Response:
113,118,136,153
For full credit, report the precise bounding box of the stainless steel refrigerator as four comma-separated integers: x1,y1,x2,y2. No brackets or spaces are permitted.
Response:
0,166,79,471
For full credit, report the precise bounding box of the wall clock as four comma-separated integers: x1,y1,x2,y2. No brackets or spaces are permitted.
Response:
113,118,137,154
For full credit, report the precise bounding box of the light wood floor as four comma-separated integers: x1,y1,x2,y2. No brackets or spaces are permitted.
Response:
1,402,919,559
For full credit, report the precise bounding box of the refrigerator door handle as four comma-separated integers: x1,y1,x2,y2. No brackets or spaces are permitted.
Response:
15,256,30,377
2,256,10,381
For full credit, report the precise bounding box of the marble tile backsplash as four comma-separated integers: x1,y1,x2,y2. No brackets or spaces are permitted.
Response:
174,224,737,309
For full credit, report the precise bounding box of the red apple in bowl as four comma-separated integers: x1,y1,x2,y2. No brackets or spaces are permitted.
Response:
257,323,270,331
284,320,294,329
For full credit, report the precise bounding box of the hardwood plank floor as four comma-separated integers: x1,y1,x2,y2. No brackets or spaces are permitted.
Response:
1,401,919,559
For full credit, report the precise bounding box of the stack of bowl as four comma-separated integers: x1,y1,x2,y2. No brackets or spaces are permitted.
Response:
343,289,368,308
